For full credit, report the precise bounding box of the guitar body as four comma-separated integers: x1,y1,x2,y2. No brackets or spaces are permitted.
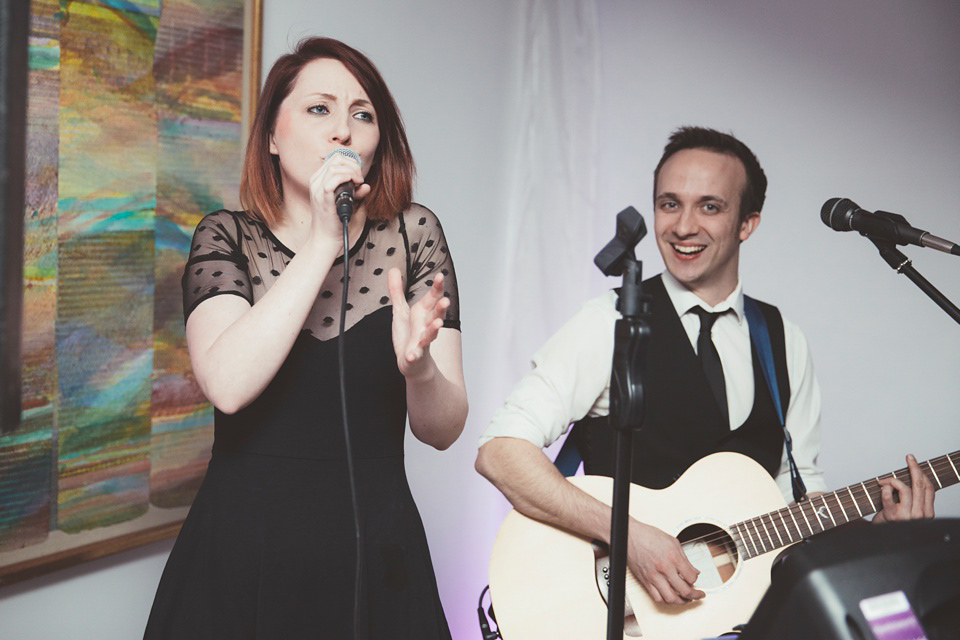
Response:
489,452,790,640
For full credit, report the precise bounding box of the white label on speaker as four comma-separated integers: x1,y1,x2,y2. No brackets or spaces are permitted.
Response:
859,590,928,640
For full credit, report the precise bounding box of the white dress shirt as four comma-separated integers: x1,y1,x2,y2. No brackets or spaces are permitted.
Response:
480,271,827,502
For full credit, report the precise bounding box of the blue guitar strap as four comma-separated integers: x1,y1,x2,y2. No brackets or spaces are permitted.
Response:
553,430,582,477
743,296,807,503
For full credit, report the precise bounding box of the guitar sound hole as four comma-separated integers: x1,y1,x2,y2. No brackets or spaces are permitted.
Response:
677,523,739,587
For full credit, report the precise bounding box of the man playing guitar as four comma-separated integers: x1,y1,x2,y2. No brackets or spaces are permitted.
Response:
475,127,935,637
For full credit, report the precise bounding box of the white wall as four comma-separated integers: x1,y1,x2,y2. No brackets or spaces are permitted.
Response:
1,2,958,638
589,0,960,507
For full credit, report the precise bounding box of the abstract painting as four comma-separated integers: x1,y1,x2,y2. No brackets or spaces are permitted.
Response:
0,0,260,584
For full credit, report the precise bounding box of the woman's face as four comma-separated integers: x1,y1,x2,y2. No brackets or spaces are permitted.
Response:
269,57,381,200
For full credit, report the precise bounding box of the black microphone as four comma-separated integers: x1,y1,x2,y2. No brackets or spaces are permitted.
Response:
821,197,960,256
324,148,362,222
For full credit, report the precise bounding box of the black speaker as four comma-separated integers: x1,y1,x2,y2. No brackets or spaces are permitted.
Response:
740,519,960,640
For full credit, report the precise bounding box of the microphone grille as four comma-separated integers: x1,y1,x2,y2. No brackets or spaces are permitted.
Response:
325,148,362,169
820,197,856,231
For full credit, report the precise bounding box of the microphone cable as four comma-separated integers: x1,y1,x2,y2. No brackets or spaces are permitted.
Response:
338,214,364,640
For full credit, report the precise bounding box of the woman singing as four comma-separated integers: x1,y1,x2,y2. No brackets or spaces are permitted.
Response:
145,36,466,639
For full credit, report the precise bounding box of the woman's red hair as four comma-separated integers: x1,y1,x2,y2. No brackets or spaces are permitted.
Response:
239,37,415,225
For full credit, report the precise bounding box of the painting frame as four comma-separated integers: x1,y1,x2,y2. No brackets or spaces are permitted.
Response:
0,0,263,588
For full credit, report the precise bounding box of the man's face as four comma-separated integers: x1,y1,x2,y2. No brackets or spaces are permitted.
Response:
653,148,760,305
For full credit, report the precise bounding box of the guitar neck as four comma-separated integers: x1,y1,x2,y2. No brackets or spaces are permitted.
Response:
732,450,960,560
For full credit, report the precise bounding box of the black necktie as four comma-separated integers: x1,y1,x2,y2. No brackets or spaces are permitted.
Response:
692,307,728,425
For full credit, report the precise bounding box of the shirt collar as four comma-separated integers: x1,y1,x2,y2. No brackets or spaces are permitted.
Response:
660,270,746,325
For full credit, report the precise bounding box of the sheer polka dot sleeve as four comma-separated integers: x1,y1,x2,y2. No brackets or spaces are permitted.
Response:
402,205,460,331
181,210,253,322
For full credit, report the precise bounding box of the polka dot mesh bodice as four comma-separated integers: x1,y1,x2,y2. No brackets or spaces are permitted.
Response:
182,204,460,340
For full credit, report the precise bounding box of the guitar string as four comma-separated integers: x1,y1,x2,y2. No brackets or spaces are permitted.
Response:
666,454,959,563
602,455,960,570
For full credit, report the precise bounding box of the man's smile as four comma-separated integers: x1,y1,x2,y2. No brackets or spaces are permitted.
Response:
671,242,707,258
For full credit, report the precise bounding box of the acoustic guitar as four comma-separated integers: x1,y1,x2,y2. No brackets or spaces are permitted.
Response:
488,450,959,639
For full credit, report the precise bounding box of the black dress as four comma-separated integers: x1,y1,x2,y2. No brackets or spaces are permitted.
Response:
144,205,458,639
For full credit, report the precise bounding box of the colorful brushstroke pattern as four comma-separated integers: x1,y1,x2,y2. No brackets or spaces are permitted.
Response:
1,0,242,560
151,0,243,506
54,1,157,533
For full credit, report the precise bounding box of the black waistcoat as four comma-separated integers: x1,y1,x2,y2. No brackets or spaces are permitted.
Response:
570,275,791,489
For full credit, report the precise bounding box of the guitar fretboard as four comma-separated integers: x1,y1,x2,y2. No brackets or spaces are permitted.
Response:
731,450,960,561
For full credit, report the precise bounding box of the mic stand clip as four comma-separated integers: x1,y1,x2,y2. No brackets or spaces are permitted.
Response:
864,215,960,325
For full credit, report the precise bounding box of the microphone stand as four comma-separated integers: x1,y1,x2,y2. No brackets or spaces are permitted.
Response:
867,235,960,325
594,207,650,640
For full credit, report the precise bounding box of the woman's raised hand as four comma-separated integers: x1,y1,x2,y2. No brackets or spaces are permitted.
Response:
387,267,449,380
